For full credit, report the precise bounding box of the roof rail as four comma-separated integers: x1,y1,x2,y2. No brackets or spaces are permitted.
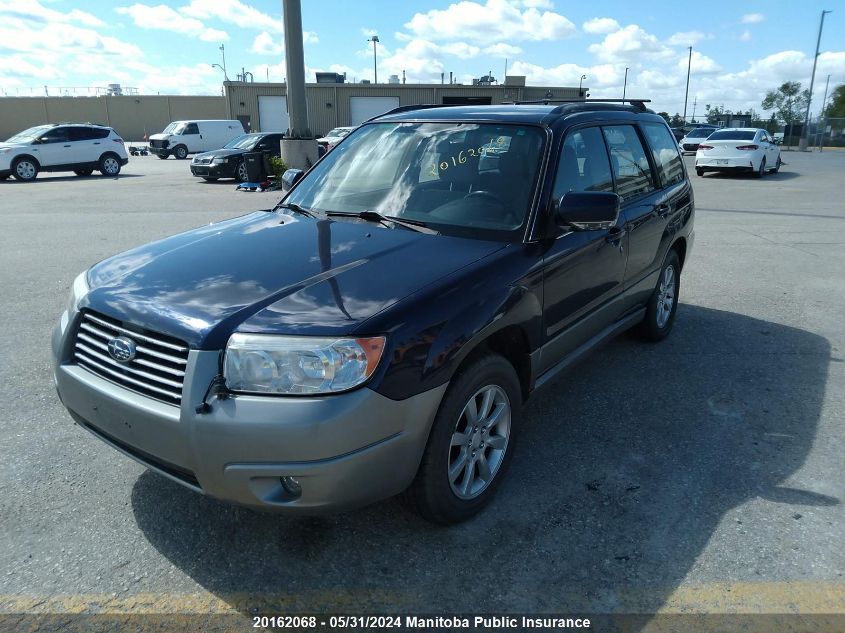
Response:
511,98,652,111
364,103,453,122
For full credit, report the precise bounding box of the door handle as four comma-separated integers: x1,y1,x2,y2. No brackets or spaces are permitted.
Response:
605,225,626,243
656,203,671,218
63,144,71,147
93,142,101,145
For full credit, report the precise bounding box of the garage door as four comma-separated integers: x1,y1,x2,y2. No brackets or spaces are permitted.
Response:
349,96,400,125
258,96,289,133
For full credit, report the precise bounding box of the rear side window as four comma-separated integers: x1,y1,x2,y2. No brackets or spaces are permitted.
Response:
69,127,110,141
552,127,613,200
641,123,684,187
602,125,655,202
182,123,199,135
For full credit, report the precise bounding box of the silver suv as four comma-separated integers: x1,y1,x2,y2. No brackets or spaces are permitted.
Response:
0,124,129,182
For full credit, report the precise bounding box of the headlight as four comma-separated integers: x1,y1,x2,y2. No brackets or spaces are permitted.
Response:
66,271,89,315
212,157,227,164
224,334,386,395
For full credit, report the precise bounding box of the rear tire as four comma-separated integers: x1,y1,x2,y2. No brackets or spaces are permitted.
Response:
753,157,766,178
99,154,121,177
696,168,704,177
635,249,680,342
173,145,188,160
12,157,38,181
408,353,521,525
771,155,782,173
74,168,94,177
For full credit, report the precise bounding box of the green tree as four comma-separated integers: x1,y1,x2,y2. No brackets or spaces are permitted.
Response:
657,111,670,123
761,81,810,125
669,113,684,127
704,104,730,124
823,84,845,118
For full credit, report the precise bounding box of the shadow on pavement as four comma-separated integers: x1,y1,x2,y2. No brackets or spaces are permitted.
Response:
131,305,833,617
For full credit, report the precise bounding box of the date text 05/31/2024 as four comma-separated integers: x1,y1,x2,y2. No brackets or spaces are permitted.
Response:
253,616,592,629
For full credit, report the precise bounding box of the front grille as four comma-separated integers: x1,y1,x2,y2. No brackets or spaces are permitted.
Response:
150,139,168,149
73,311,189,406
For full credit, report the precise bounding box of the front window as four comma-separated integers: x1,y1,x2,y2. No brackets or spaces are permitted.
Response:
285,122,546,240
6,125,53,143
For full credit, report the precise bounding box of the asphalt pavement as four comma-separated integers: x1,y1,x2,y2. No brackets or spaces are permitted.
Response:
0,151,843,628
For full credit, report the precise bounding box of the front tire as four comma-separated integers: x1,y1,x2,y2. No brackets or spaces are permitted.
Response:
12,157,38,181
408,353,521,524
173,145,188,160
635,249,680,342
99,154,121,176
696,168,704,177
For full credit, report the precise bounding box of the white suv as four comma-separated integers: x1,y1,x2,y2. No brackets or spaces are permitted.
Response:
0,124,129,182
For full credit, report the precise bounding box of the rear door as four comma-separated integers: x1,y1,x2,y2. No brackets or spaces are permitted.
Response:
68,126,108,164
602,124,665,289
759,130,778,166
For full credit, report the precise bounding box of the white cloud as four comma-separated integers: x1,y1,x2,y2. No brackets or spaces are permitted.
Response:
678,50,721,74
587,24,674,63
404,0,576,42
666,31,713,46
441,42,481,57
521,0,553,8
741,13,765,24
508,60,619,87
582,17,620,34
116,4,229,42
0,0,105,27
179,0,317,41
740,30,752,42
484,43,523,57
251,31,283,55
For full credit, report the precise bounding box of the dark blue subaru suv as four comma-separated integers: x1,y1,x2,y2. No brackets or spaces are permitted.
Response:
53,100,694,524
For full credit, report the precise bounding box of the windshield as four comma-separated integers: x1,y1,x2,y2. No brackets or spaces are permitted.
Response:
285,122,546,240
707,130,757,141
224,134,260,149
6,125,52,143
688,128,716,139
162,122,180,134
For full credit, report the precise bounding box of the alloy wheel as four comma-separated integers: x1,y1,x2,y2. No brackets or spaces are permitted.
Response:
16,161,36,180
103,157,120,175
656,264,676,328
448,384,511,500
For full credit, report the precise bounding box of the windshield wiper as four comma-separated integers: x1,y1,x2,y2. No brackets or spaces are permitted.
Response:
326,210,439,235
275,202,318,218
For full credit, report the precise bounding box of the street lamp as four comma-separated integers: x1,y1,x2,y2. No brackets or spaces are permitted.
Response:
579,74,586,97
799,9,832,151
367,35,380,83
622,67,629,101
219,44,228,81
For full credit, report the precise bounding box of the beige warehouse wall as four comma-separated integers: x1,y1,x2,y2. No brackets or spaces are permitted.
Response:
0,96,226,141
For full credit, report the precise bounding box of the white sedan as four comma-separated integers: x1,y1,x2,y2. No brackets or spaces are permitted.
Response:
695,128,782,178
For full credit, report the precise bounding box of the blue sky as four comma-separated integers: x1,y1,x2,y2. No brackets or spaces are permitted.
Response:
1,0,843,117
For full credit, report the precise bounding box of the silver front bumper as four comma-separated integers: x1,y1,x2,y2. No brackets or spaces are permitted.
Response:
52,310,446,513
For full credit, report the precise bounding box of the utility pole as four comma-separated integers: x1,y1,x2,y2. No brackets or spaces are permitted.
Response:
367,35,379,84
799,10,831,151
819,73,831,151
682,46,692,124
622,67,629,100
280,0,317,169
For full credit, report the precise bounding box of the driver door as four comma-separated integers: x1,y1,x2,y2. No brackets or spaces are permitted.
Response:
32,127,72,167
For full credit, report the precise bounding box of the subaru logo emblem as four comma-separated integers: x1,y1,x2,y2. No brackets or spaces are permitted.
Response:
107,336,137,362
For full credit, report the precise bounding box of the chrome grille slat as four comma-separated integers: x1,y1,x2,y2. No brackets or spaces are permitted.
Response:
79,323,187,365
83,313,188,352
76,353,181,400
75,343,184,389
76,333,186,376
73,312,189,405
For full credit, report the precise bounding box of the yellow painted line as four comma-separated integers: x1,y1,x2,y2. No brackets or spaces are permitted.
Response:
0,582,842,615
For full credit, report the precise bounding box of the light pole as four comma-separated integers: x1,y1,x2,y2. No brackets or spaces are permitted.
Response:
219,44,229,80
579,74,586,97
819,73,831,150
367,35,379,83
682,46,692,124
622,67,629,101
799,9,831,151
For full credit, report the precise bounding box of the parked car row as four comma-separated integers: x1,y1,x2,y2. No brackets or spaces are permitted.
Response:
694,128,782,178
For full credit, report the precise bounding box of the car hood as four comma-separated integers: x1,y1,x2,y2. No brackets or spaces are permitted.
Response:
0,141,29,148
83,212,506,349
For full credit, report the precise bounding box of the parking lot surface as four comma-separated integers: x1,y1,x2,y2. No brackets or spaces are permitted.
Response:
1,152,843,622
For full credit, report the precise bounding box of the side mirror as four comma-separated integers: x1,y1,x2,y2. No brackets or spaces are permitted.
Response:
556,191,621,230
281,168,304,192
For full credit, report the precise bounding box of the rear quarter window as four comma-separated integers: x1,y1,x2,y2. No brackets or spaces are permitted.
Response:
641,123,685,187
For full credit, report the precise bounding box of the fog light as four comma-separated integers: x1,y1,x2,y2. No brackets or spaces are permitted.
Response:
280,476,302,498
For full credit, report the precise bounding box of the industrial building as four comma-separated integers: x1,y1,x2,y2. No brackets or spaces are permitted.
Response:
0,79,586,142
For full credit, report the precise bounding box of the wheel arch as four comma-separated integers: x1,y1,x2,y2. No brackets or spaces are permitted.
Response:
13,154,40,168
450,324,532,404
670,236,688,271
